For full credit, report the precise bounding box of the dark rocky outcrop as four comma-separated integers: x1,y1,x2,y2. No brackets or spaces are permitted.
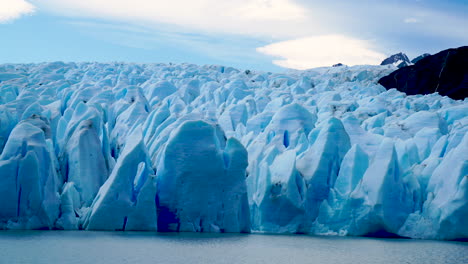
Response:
333,63,344,67
411,53,431,64
378,46,468,100
381,52,412,68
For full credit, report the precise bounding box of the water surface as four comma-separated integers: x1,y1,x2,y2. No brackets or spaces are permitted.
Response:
0,231,466,264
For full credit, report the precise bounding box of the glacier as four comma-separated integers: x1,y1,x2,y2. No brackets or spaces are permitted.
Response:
0,62,466,240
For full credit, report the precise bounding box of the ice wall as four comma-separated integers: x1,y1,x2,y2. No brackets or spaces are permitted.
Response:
156,120,249,233
0,62,466,240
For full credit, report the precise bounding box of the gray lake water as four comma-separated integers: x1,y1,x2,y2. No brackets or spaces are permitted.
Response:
0,231,466,264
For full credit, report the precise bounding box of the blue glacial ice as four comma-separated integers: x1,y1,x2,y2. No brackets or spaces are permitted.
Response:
156,120,249,233
0,62,467,240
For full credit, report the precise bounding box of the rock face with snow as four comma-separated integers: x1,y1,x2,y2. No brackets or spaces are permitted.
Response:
380,52,412,68
332,63,345,67
0,61,467,240
379,46,468,100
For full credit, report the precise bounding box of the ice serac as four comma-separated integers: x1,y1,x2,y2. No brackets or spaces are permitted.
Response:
0,118,60,229
56,182,81,230
250,149,306,233
334,144,369,197
399,133,468,240
65,120,108,206
144,80,177,102
84,128,157,231
156,120,250,233
314,144,370,235
268,103,316,149
248,103,314,233
222,137,251,233
55,118,110,229
344,139,415,237
0,105,15,153
296,117,351,232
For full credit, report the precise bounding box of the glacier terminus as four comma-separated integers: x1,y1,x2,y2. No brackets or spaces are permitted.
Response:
0,62,466,240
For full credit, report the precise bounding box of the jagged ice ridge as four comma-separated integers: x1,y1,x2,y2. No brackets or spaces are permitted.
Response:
0,62,466,240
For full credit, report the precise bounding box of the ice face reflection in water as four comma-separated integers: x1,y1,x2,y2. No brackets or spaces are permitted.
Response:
0,231,466,264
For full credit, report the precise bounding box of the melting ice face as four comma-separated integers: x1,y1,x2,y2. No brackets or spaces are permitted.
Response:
0,62,466,240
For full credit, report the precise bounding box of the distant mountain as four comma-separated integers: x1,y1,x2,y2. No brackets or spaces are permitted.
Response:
411,53,431,64
332,63,345,67
380,52,412,68
378,46,468,100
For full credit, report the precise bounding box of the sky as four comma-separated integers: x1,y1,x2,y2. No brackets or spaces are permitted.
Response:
0,0,467,72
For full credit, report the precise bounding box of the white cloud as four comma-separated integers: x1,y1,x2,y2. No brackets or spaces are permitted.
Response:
35,0,308,38
234,0,305,21
26,0,467,69
257,35,386,70
0,0,35,23
404,17,421,23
